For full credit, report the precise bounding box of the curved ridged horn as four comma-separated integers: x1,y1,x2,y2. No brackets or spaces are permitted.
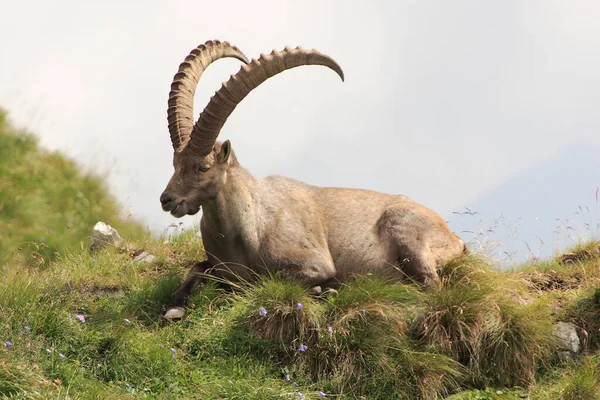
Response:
187,46,344,156
167,40,249,152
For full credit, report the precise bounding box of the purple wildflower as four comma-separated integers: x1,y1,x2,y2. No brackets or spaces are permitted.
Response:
46,348,52,354
285,374,291,382
327,326,333,334
170,348,176,355
259,306,268,316
297,393,304,398
318,391,327,397
92,259,97,263
361,310,366,317
298,344,308,352
293,382,299,387
59,353,66,359
24,326,31,333
75,314,86,323
296,302,303,310
5,341,13,348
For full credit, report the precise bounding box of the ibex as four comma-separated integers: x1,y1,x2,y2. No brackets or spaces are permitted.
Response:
160,40,465,319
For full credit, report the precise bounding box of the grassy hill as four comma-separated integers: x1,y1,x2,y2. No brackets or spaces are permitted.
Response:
1,110,599,399
0,109,145,266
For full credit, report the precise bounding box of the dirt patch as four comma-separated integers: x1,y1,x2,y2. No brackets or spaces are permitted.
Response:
522,270,584,292
558,244,600,265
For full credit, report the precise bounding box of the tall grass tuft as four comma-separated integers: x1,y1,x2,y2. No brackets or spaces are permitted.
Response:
236,276,323,345
477,300,557,386
412,254,496,369
295,275,463,399
413,252,558,387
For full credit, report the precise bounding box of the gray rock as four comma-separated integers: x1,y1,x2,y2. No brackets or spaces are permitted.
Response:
132,250,156,264
90,222,123,251
554,321,580,361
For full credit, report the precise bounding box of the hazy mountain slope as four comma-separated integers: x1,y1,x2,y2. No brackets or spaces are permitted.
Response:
448,142,600,264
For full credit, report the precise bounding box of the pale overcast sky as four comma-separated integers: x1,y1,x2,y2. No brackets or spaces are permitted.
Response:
2,1,599,261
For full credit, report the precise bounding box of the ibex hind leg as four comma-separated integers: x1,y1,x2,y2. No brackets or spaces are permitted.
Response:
164,260,211,319
393,241,441,288
394,232,466,288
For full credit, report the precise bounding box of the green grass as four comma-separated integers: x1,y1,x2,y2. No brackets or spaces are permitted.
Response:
3,241,599,399
2,108,600,398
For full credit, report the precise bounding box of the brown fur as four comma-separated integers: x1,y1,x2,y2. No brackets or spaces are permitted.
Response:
160,142,465,317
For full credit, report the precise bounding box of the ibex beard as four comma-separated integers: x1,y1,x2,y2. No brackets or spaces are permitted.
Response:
160,40,465,319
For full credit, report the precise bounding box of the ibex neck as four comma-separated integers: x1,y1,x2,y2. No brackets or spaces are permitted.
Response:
200,166,258,237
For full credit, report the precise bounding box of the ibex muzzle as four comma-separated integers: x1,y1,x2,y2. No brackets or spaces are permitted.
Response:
159,40,465,319
160,142,230,217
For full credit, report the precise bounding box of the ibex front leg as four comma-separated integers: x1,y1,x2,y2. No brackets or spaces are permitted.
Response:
163,260,211,319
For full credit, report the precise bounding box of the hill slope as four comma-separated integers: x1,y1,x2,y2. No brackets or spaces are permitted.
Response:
1,109,599,399
0,109,145,265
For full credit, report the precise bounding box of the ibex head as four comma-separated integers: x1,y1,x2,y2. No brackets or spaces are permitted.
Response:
160,40,344,218
160,140,234,217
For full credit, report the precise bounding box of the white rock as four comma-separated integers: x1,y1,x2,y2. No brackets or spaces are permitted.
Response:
90,222,123,251
554,321,580,360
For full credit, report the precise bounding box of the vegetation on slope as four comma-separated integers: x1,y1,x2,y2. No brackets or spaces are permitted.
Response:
2,234,600,399
1,109,599,399
0,109,144,265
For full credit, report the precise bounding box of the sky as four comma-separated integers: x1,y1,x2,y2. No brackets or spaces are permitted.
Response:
1,1,599,262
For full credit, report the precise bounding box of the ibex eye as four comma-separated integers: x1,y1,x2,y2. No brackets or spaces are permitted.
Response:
198,165,210,173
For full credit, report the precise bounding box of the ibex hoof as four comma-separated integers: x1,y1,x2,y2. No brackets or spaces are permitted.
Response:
163,307,186,320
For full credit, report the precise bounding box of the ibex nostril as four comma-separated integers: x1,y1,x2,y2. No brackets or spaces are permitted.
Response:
160,192,172,206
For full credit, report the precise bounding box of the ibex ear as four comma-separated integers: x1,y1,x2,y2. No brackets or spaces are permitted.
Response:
216,140,232,164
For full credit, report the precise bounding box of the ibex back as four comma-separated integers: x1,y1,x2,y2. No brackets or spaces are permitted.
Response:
160,40,465,319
